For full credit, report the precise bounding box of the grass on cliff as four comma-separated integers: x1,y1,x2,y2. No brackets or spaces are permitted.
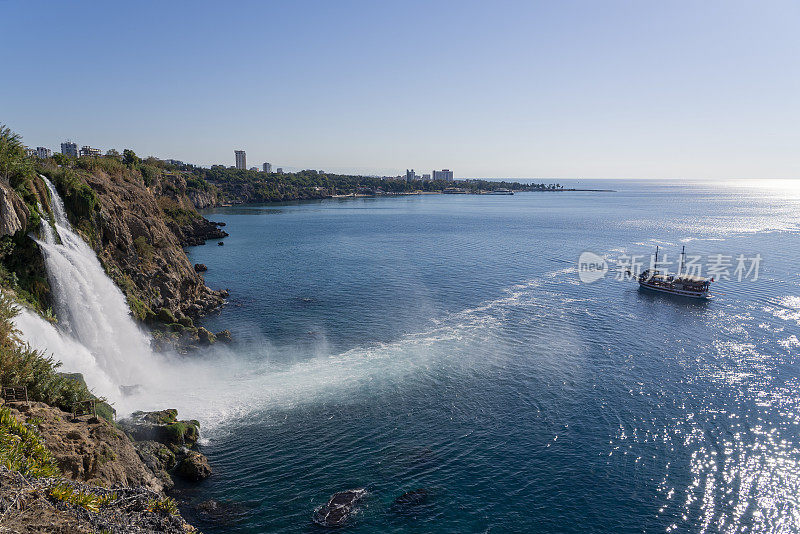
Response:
0,293,95,412
0,405,59,478
0,404,119,514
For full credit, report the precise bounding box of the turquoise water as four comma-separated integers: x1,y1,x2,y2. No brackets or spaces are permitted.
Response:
185,180,800,533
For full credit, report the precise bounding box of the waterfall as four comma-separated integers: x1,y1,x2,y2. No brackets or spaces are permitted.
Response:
12,176,511,429
17,177,157,410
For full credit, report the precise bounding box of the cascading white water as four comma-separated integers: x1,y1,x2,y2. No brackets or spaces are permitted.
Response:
26,177,157,407
13,176,525,429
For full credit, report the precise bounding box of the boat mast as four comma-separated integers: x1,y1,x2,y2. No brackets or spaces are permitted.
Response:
679,245,685,275
655,245,659,274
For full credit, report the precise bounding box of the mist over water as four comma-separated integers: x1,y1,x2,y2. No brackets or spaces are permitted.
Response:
13,179,800,532
17,178,505,425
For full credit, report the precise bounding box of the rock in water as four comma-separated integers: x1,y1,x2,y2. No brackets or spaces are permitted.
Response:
391,488,430,514
215,329,232,343
312,489,367,527
118,409,200,447
175,450,212,481
217,241,224,246
195,499,246,523
194,263,208,272
196,327,216,345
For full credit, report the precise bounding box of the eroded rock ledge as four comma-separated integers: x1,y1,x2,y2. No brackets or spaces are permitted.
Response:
1,401,210,533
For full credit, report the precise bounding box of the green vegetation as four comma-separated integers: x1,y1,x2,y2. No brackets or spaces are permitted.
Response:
181,165,558,204
157,195,199,227
0,233,51,312
140,162,161,187
0,124,35,191
133,236,155,262
48,482,103,512
48,482,119,513
147,496,179,515
0,293,97,413
122,148,140,167
0,405,59,478
0,124,47,230
43,165,100,221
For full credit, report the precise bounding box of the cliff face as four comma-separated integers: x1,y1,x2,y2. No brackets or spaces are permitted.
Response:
71,167,225,321
27,157,231,332
8,401,169,494
0,181,30,237
148,171,228,247
1,400,200,533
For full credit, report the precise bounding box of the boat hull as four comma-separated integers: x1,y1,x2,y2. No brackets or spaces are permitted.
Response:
638,281,712,299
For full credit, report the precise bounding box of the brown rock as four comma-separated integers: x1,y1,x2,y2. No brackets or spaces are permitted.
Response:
71,168,226,320
8,402,168,493
175,450,212,481
0,180,30,237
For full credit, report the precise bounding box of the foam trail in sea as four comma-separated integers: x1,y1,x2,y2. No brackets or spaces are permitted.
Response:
14,177,559,431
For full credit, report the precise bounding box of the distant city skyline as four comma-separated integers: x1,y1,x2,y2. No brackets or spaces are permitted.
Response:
2,1,798,180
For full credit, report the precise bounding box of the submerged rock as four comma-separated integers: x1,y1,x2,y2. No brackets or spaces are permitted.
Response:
195,498,248,524
175,450,212,481
196,327,216,345
312,489,367,527
393,488,429,506
215,329,232,343
391,488,430,513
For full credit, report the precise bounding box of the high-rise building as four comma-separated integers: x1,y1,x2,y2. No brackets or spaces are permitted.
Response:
35,147,52,159
432,169,454,181
276,167,283,174
405,169,417,182
234,150,247,170
79,146,101,157
61,141,78,157
422,173,431,181
262,162,272,172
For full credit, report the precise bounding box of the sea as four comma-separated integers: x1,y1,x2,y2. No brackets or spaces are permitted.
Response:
170,179,800,533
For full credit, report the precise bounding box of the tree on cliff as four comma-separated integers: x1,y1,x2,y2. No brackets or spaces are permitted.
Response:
122,149,140,167
0,124,33,187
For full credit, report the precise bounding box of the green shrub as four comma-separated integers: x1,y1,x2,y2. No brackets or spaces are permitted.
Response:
0,404,59,478
48,482,103,512
0,293,95,412
43,167,99,221
0,124,35,189
140,164,161,187
133,236,154,262
147,496,179,515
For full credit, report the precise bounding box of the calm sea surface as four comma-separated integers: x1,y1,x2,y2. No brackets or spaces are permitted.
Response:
184,180,800,533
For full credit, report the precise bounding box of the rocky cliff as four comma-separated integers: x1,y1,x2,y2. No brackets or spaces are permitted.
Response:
35,158,227,327
0,181,30,237
1,400,205,533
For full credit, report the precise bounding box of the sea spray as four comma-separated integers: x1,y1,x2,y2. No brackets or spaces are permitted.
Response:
34,178,155,397
14,177,530,430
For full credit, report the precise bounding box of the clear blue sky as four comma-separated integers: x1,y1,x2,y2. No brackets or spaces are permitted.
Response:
2,0,798,179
